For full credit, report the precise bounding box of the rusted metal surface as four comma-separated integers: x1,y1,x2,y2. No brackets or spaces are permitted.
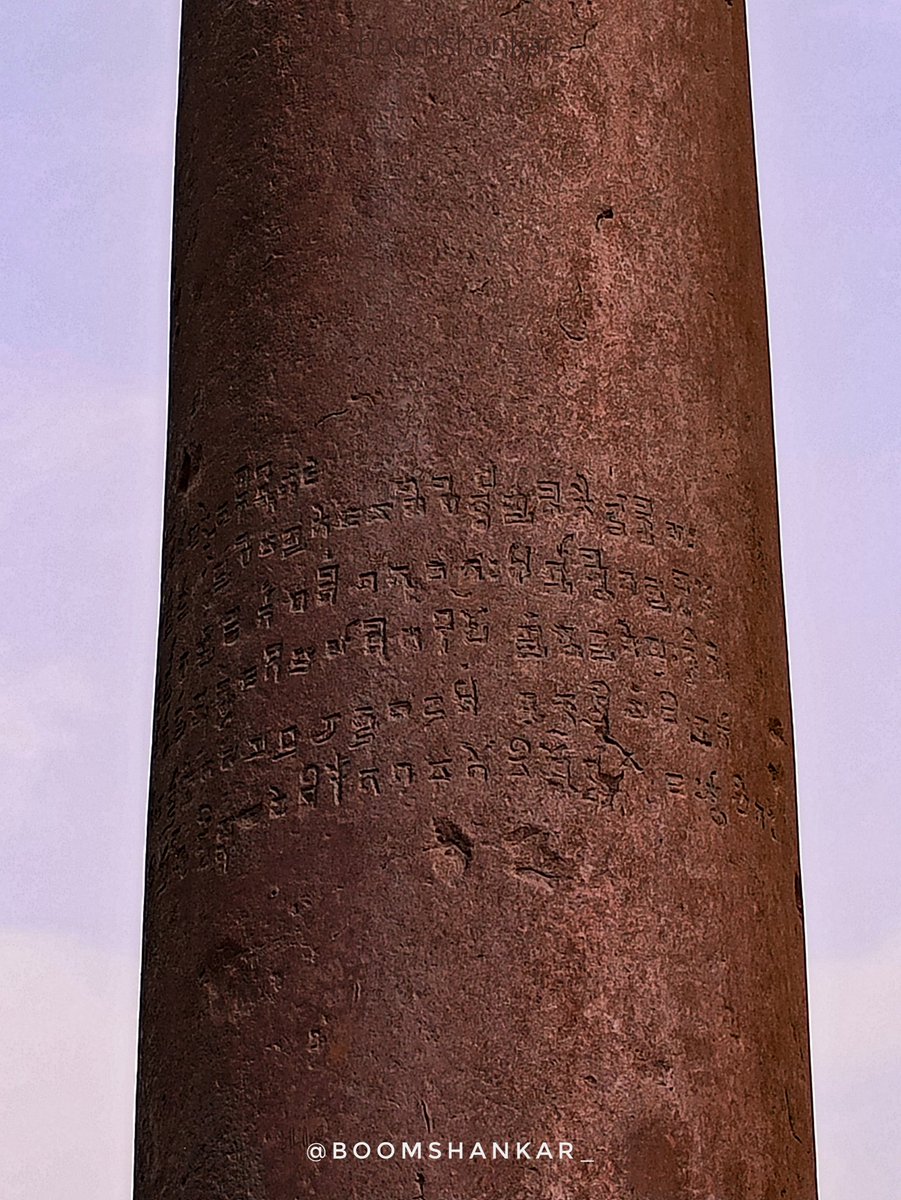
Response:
134,4,818,1197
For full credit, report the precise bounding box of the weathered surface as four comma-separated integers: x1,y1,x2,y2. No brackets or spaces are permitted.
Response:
135,3,818,1197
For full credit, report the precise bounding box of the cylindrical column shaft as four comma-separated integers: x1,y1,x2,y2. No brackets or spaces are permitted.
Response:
135,3,818,1197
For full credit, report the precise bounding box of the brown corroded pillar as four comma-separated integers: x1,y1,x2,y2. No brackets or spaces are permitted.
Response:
135,3,818,1197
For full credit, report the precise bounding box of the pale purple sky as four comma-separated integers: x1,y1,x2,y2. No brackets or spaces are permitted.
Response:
0,2,898,1196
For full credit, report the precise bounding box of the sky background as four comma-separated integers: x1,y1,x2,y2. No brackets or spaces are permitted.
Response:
0,2,898,1196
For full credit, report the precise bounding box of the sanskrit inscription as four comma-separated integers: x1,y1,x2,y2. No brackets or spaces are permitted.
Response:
146,451,783,895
